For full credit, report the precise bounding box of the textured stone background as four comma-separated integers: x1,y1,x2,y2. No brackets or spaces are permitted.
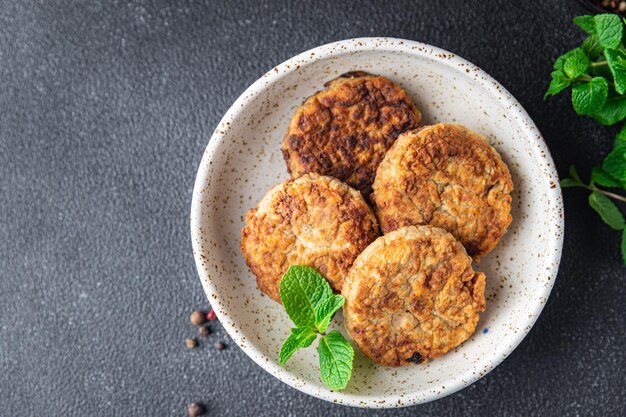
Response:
1,0,625,415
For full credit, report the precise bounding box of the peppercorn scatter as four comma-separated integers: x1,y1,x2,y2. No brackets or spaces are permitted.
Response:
185,308,227,350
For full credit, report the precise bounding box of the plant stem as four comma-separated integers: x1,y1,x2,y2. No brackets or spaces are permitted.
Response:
579,183,626,203
591,60,608,68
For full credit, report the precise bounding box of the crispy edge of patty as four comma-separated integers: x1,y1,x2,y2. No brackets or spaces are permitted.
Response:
371,123,513,259
240,173,379,302
281,72,422,198
342,225,486,366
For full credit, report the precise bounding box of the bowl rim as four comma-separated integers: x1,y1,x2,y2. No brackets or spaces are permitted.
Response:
190,37,564,408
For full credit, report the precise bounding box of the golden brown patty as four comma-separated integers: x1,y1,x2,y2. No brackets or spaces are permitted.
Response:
371,123,513,258
241,173,379,302
342,226,486,367
282,72,421,198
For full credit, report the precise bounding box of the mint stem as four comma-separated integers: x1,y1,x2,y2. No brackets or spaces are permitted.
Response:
574,75,593,82
572,74,614,88
591,60,608,68
577,183,626,203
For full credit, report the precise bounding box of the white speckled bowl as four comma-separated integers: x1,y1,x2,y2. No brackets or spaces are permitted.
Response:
191,38,563,408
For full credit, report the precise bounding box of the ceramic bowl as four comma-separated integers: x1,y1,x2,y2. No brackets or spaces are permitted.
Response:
190,38,563,408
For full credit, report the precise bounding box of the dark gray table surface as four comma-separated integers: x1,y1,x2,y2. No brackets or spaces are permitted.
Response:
2,0,625,416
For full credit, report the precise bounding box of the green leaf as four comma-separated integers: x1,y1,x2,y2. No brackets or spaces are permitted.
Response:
589,191,625,230
560,178,582,188
563,48,590,79
590,96,626,125
317,331,354,391
602,146,626,180
574,15,596,34
594,14,624,50
621,229,626,264
572,77,608,115
605,48,626,94
314,295,345,333
615,125,626,148
279,326,317,365
554,52,570,71
591,166,624,188
545,70,571,99
569,165,582,182
583,35,603,59
279,265,333,328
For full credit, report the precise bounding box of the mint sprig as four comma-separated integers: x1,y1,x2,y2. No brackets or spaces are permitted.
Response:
548,14,626,264
278,266,354,390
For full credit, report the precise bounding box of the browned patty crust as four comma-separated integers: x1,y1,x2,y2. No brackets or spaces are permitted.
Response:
371,124,513,258
282,72,421,198
342,226,486,367
241,173,379,302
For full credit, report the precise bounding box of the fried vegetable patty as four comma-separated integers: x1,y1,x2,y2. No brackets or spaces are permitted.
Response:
241,173,379,302
372,124,513,258
282,72,421,198
342,226,486,366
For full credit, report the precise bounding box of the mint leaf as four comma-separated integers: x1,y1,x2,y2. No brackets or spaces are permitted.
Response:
591,96,626,125
279,326,317,365
594,14,623,49
583,35,603,59
561,178,582,188
591,166,624,188
279,265,333,328
569,165,582,182
563,48,590,79
317,331,354,391
589,191,625,230
602,146,626,180
605,48,626,94
615,125,626,148
545,70,571,99
572,77,608,115
622,229,626,264
574,15,596,34
314,295,345,333
554,50,576,71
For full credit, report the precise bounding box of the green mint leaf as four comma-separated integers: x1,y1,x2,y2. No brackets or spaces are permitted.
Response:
560,178,582,188
569,165,582,182
590,96,626,125
314,295,345,333
317,330,354,391
574,15,596,34
572,77,608,115
563,48,590,79
602,146,626,180
583,35,604,59
589,191,625,230
615,125,626,148
591,166,624,188
554,50,575,71
279,326,317,365
594,14,623,49
621,229,626,264
279,265,333,328
545,70,571,99
605,48,626,94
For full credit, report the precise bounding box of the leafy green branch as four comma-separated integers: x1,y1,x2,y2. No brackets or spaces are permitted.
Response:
546,13,626,263
278,265,354,390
